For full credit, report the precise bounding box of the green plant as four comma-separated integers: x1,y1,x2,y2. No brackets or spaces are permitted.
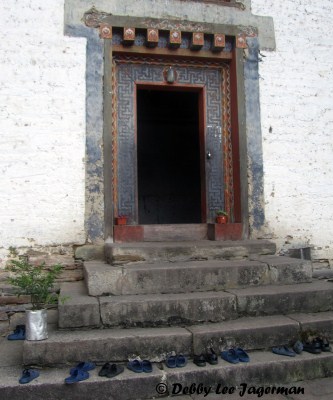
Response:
216,210,228,216
6,258,64,310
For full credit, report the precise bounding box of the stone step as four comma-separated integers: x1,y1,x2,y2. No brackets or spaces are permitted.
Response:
100,280,333,327
84,256,312,296
105,239,276,265
23,312,333,366
58,281,100,329
58,280,333,329
3,351,333,400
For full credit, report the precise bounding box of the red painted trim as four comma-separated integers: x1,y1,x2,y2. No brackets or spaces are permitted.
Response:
207,223,242,241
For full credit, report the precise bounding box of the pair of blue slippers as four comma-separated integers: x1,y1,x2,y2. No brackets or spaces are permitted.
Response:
65,362,96,384
127,359,152,373
165,354,187,368
221,348,250,364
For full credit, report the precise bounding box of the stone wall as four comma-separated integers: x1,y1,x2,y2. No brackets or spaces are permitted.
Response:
0,0,332,268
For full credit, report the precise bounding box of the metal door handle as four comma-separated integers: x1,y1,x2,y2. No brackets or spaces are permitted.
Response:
206,151,212,160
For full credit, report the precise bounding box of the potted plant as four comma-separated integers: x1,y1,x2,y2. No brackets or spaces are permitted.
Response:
6,258,64,341
115,215,128,225
216,210,228,224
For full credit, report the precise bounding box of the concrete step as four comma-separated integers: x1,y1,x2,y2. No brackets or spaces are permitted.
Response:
105,239,276,265
2,351,333,400
84,256,312,296
58,280,333,329
100,280,333,328
23,312,333,366
58,281,100,329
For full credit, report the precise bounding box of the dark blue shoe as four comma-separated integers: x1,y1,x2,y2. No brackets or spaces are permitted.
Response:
70,361,95,375
176,354,187,368
221,349,239,364
8,325,25,340
235,348,250,362
166,355,177,368
127,359,143,373
19,369,39,384
65,368,89,384
142,360,152,373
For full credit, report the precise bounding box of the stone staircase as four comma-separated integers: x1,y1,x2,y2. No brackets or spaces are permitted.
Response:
21,240,333,399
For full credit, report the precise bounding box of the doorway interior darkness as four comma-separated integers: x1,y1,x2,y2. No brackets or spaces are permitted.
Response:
137,89,202,224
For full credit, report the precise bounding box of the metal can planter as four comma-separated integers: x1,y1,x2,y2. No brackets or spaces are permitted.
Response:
26,309,48,341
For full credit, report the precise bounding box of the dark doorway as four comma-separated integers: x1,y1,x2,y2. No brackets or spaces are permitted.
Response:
137,88,202,224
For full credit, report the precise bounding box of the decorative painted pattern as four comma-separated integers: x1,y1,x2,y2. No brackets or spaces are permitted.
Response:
112,55,233,223
99,24,112,39
222,66,234,221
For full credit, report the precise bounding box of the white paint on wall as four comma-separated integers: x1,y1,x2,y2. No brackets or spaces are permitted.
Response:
0,0,332,265
0,0,87,266
252,0,333,262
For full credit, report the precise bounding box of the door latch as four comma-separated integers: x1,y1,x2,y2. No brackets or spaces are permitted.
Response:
206,151,212,160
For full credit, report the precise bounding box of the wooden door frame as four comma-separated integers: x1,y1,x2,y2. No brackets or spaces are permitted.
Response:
135,82,207,223
105,48,248,240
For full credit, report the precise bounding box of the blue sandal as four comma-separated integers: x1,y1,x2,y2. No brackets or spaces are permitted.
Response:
221,349,239,364
272,346,296,357
19,369,39,384
142,360,152,373
70,361,95,375
65,368,89,384
176,354,187,368
8,325,26,341
127,359,143,373
235,348,250,362
166,355,177,368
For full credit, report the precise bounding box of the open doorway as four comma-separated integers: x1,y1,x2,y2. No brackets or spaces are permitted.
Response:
137,88,204,224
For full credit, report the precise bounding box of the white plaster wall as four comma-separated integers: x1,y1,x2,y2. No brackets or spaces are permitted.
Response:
0,0,87,265
252,0,333,262
0,0,332,265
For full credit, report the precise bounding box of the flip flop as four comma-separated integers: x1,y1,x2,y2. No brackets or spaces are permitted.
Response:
127,359,143,373
98,363,124,378
142,360,153,373
272,346,296,357
235,348,250,362
316,337,331,352
176,354,187,368
303,340,322,354
70,361,95,375
104,364,124,378
221,349,239,364
19,369,39,384
8,325,26,341
65,368,89,384
193,354,206,367
166,355,177,368
205,348,218,365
